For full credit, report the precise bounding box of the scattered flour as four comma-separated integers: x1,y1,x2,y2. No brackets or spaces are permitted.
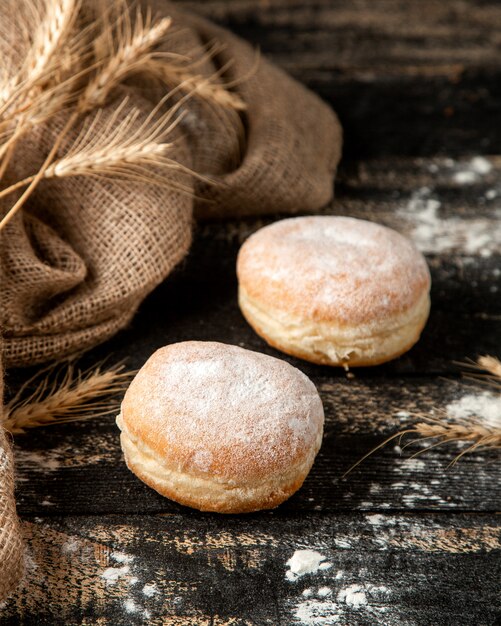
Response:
124,598,138,614
302,588,313,597
318,587,332,597
453,157,493,184
337,584,367,607
61,538,79,554
286,550,331,581
101,566,130,585
111,552,134,564
142,584,158,597
446,391,501,428
399,186,500,256
453,171,477,184
294,600,340,624
367,514,385,526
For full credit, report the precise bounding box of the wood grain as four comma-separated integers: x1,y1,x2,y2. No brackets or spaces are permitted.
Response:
11,376,501,517
2,514,500,625
175,0,501,158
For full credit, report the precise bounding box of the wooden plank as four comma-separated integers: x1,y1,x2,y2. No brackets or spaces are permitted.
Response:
2,513,499,624
175,0,501,157
12,377,501,516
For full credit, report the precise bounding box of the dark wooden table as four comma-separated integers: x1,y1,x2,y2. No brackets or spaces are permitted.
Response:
3,1,501,624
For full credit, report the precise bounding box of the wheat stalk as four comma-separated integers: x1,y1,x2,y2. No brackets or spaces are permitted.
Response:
0,4,177,230
0,95,204,200
80,8,172,112
344,355,501,476
2,361,133,435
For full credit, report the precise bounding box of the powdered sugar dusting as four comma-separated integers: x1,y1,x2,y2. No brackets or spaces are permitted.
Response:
237,216,430,324
122,342,324,480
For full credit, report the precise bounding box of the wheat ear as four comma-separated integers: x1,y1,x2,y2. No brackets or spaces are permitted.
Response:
0,94,205,200
343,355,501,476
80,8,172,112
2,361,133,435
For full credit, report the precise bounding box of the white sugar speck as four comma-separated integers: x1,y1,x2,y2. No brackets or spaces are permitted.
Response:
286,550,330,581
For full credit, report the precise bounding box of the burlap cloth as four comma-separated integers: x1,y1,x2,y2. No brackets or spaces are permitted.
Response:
0,0,342,602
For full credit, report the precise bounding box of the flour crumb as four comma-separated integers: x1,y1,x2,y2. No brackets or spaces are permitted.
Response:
295,600,340,624
335,570,344,580
453,157,492,184
318,587,332,597
471,156,492,175
102,566,130,585
453,171,477,184
446,391,501,428
486,189,498,200
62,538,79,554
337,584,367,607
111,552,134,564
129,577,139,585
142,584,158,597
302,588,313,597
124,598,138,614
286,550,330,581
367,514,384,526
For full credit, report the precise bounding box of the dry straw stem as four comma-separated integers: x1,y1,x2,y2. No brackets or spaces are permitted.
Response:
3,361,134,435
344,355,501,477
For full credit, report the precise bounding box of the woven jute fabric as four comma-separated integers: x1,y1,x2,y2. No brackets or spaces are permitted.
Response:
0,351,25,603
0,0,342,601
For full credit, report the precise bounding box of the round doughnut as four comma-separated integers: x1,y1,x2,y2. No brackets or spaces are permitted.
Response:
237,216,431,367
117,341,324,513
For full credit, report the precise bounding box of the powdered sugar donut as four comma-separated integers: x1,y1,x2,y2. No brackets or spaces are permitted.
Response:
117,341,324,513
237,216,431,367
